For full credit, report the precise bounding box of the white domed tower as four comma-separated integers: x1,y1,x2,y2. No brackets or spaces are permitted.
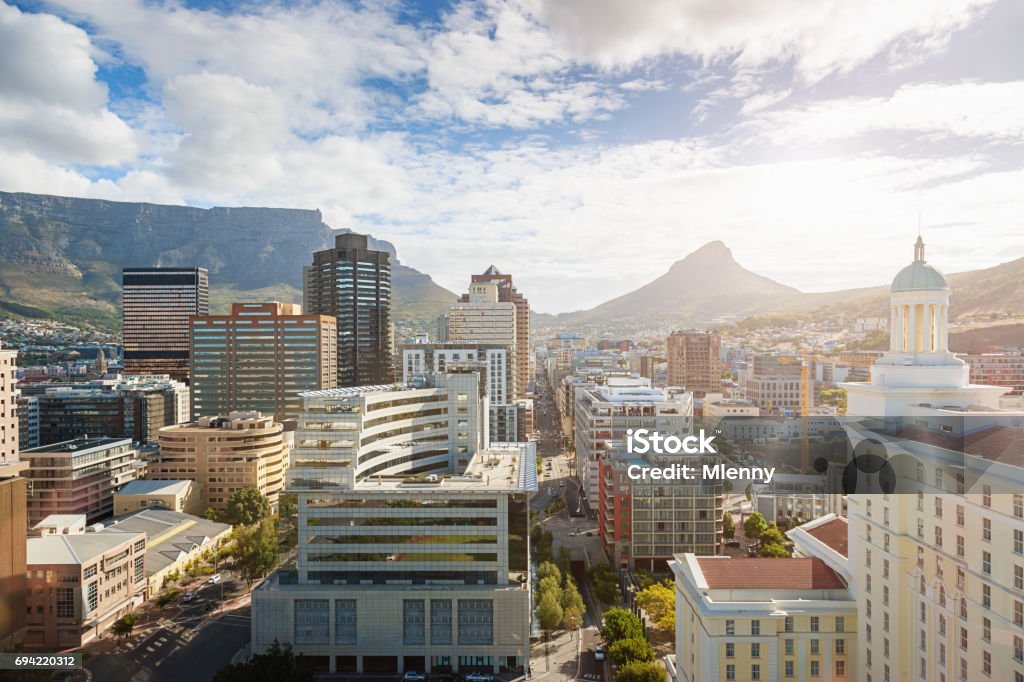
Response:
844,236,1009,415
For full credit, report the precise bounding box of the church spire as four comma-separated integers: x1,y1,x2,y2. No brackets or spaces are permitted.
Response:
914,235,925,263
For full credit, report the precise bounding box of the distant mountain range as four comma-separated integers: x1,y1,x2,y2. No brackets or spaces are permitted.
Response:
0,191,456,331
543,240,1024,329
2,191,1021,336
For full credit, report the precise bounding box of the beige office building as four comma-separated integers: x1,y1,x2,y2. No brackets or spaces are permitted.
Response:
191,302,337,421
150,411,288,513
1,341,17,463
667,330,722,399
113,479,203,516
0,463,29,651
25,527,147,649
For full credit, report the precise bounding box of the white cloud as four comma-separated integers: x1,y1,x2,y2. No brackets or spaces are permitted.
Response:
0,2,135,165
618,78,669,92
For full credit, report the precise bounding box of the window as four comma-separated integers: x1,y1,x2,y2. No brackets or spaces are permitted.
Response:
1015,494,1023,518
983,551,992,574
784,616,794,632
917,518,925,538
726,664,735,680
751,643,760,658
940,614,947,635
725,619,735,636
56,588,74,618
86,582,97,613
960,598,968,620
84,565,97,580
960,627,968,651
884,586,890,606
866,548,872,567
1016,529,1024,555
810,616,819,632
982,518,991,542
457,600,493,645
935,497,943,518
785,639,794,655
956,505,964,526
726,642,735,658
983,650,991,676
1015,600,1024,627
811,660,820,677
335,600,357,644
982,617,991,642
935,526,943,547
836,616,845,633
957,567,965,589
836,661,846,677
982,485,991,507
884,559,890,578
294,599,329,645
957,536,965,557
836,639,845,654
1014,635,1023,662
785,660,794,678
751,619,760,636
811,639,819,654
430,600,452,645
1016,565,1024,590
403,600,425,645
751,664,761,680
983,585,991,609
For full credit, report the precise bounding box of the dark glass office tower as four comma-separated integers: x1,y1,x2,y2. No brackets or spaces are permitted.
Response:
122,267,209,383
304,233,392,386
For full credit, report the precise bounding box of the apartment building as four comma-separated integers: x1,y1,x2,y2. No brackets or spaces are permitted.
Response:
287,372,486,492
460,267,531,399
190,302,338,420
304,233,392,387
21,437,145,524
0,463,29,651
667,330,722,398
741,355,812,415
252,442,534,676
18,395,40,450
574,377,692,500
149,411,287,513
670,554,856,682
25,526,147,649
1,341,16,463
958,351,1024,396
122,267,209,383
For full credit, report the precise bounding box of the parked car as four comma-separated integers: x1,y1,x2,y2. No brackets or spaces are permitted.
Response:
403,673,426,682
208,573,222,584
594,645,605,661
182,591,196,603
464,674,493,682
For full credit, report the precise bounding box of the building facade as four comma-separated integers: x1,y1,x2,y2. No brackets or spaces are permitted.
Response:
958,351,1024,396
304,233,392,387
25,528,147,649
190,302,338,420
252,442,535,675
1,341,16,464
459,267,531,399
122,267,209,383
0,465,29,651
113,479,203,516
21,437,144,524
149,411,288,513
667,330,722,399
17,395,40,450
671,554,856,682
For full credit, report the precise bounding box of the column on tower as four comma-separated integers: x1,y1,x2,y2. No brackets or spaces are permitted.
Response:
890,305,899,352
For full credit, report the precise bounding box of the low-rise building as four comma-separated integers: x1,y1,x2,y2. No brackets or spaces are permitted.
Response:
671,554,856,682
25,527,148,649
113,479,203,516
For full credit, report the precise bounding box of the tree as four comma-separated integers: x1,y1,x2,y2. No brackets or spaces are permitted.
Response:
236,518,279,588
614,661,665,682
601,607,643,643
538,576,561,600
744,482,753,501
608,637,655,665
227,487,271,526
278,493,297,519
156,589,180,609
537,561,561,583
636,581,675,631
536,592,563,632
212,640,314,682
759,542,790,558
589,562,621,604
562,605,582,633
760,523,787,547
111,612,139,639
560,580,585,618
743,512,768,540
203,507,221,522
722,511,735,540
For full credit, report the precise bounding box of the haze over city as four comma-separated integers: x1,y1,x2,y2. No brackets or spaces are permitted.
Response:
3,0,1024,311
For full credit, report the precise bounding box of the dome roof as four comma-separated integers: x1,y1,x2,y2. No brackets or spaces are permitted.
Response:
891,261,948,292
891,235,949,292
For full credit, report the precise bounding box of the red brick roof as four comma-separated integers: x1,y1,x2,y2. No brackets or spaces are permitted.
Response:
695,557,846,590
895,425,1024,468
804,517,849,558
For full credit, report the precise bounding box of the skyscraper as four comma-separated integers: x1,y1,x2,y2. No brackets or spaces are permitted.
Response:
460,267,531,398
666,329,722,398
122,267,209,383
190,302,337,420
304,233,392,386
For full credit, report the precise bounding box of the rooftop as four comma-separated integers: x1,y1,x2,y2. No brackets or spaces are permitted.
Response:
115,479,193,496
800,514,849,559
28,529,143,566
355,443,537,494
22,437,132,454
100,508,232,576
695,557,846,590
299,384,407,399
895,425,1024,468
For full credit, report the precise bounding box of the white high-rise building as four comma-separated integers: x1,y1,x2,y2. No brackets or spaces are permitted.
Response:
842,237,1024,682
0,341,17,463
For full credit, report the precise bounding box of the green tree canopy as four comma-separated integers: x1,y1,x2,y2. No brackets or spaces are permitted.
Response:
212,640,314,682
613,661,665,682
563,605,582,632
538,576,561,599
743,512,768,540
561,580,585,618
227,487,271,526
759,542,790,558
760,523,787,547
111,612,139,639
722,511,735,540
609,637,655,665
636,581,675,631
236,518,279,588
537,561,561,583
537,592,563,632
601,607,643,643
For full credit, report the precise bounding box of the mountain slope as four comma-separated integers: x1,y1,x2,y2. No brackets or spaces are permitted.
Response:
0,191,456,330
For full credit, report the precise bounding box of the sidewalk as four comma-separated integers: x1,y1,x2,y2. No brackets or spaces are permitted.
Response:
529,629,581,681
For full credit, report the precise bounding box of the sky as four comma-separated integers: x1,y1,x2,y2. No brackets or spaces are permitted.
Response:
2,0,1023,313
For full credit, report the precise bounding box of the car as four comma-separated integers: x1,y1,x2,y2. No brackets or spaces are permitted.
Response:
464,674,493,682
403,673,426,682
594,645,605,661
182,591,196,603
208,573,222,584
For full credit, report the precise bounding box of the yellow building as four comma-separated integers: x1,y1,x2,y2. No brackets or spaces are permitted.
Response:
149,411,287,513
671,554,856,682
113,479,203,516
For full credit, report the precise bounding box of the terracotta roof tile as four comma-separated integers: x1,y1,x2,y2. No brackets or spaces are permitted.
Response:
895,425,1024,468
804,517,849,558
695,557,846,591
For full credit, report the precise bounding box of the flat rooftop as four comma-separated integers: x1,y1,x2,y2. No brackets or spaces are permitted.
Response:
299,384,407,399
115,479,193,496
355,443,537,494
28,530,143,565
22,437,131,454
